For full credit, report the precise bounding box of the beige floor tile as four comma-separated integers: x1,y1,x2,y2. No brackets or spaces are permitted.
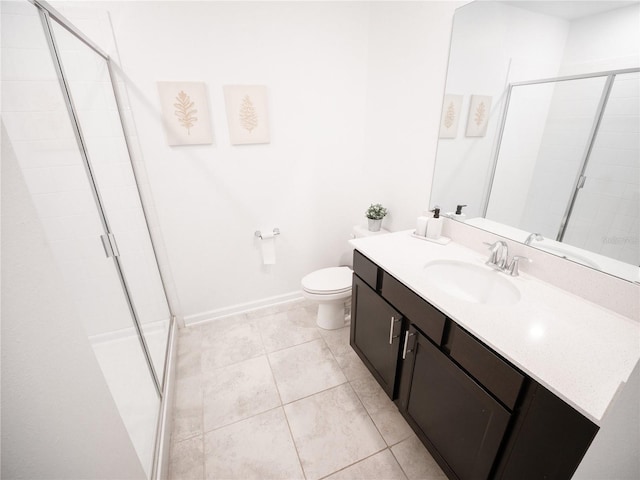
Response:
268,338,347,403
178,325,203,355
169,435,204,480
204,408,303,480
172,375,203,442
284,384,386,480
176,348,201,380
199,314,251,348
319,325,372,381
350,375,395,413
258,306,321,353
370,408,414,446
325,449,408,480
391,435,447,480
351,375,412,446
200,320,264,371
202,355,280,432
335,348,373,381
319,325,352,357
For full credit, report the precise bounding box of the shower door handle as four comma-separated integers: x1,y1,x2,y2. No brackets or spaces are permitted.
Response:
100,233,120,258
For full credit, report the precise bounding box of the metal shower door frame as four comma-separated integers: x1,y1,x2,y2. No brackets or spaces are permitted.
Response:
483,67,640,242
34,1,173,398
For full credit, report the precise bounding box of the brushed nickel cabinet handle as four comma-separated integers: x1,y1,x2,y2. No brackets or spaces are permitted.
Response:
388,316,400,344
402,331,415,359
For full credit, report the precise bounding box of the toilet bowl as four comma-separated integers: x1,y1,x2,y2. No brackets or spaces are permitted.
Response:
301,266,353,330
303,225,389,329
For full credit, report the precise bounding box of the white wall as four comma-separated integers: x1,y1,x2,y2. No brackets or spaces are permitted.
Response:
102,1,460,323
574,361,640,480
1,122,147,479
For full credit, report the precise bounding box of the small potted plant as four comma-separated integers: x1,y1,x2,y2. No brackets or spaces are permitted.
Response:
365,203,388,232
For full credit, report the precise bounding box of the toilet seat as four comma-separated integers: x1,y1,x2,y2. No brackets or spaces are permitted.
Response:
302,267,352,295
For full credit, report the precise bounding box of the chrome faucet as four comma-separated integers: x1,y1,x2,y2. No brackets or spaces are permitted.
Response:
506,256,531,276
484,241,508,270
484,240,530,276
524,233,543,245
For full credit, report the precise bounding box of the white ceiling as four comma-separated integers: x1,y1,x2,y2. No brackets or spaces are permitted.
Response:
503,1,638,20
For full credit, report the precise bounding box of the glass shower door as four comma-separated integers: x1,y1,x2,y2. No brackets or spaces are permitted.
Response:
48,19,172,388
2,3,161,476
563,72,640,267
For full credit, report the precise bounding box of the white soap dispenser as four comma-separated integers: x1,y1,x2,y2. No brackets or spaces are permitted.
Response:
426,207,443,240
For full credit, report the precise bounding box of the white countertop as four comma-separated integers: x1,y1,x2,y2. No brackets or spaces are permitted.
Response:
350,230,640,425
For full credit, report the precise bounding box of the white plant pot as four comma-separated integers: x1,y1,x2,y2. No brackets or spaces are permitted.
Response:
368,218,382,232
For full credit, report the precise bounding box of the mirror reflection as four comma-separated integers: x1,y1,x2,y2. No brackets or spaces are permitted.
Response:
431,0,639,282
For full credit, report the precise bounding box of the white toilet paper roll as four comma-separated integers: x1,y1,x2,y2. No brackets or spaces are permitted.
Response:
260,231,276,265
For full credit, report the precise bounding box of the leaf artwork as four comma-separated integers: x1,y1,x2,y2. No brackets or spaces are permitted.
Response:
474,101,486,127
239,95,258,133
174,90,198,135
444,101,456,129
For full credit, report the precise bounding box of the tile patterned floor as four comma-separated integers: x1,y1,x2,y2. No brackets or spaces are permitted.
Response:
169,299,447,480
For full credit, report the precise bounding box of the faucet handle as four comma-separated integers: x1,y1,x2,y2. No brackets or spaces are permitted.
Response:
484,241,507,268
507,255,531,276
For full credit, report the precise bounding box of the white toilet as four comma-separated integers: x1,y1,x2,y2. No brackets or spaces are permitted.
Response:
302,225,389,330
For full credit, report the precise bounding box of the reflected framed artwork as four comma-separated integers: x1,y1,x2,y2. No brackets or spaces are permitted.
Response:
439,94,463,138
465,94,492,137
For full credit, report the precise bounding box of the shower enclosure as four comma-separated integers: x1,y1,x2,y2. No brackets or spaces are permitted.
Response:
485,68,640,267
2,0,174,476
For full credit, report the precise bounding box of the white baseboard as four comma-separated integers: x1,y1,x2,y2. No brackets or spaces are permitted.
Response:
183,291,305,326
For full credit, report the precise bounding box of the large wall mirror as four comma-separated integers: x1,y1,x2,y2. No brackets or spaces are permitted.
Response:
431,0,639,283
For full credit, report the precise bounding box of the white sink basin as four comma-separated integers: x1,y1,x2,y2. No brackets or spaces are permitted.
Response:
422,259,521,306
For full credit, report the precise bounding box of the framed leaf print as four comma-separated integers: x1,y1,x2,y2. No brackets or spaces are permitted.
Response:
157,81,213,146
223,85,270,145
439,94,463,138
465,95,492,137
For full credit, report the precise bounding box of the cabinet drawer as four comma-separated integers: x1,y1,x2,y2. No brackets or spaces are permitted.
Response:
353,250,380,290
449,325,524,410
381,272,446,345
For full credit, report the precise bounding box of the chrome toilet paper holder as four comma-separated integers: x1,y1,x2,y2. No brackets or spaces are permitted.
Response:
255,228,280,239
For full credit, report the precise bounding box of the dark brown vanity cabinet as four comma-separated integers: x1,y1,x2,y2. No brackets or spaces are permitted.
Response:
350,249,599,480
350,275,402,397
493,381,599,480
400,325,511,480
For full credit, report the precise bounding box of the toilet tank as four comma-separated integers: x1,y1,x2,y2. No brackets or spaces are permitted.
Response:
340,225,390,267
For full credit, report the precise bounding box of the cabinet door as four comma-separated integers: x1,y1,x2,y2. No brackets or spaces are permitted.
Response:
350,275,402,398
403,326,510,480
494,381,598,480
